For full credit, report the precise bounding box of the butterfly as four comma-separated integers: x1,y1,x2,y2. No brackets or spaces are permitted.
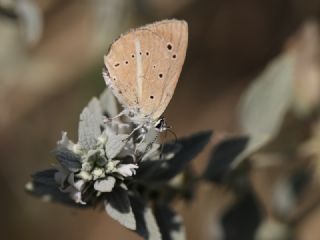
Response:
103,19,188,135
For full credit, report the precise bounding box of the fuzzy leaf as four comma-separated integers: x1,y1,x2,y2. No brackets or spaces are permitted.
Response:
237,53,294,166
57,132,74,149
153,203,186,240
105,132,128,159
129,195,162,240
203,136,249,183
136,128,160,155
99,87,119,117
78,98,104,150
94,176,116,192
31,169,58,185
137,131,212,185
27,169,85,208
53,146,81,172
104,186,136,230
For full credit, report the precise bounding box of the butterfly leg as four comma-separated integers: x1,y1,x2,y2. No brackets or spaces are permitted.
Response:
123,123,144,142
103,110,126,123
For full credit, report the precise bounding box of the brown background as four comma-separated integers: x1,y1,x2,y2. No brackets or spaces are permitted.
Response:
1,0,320,239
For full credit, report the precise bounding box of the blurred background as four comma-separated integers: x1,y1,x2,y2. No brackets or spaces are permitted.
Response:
2,0,320,239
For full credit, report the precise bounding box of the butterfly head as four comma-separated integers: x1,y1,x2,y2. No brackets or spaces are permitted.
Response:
154,117,170,132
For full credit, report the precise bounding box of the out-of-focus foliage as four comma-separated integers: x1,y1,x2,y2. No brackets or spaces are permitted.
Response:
203,19,320,240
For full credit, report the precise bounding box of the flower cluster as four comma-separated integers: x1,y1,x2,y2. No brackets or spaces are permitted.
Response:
26,88,212,240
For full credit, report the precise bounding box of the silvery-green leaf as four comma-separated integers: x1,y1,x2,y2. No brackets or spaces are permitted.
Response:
136,128,159,154
94,176,116,192
141,142,161,162
27,169,87,208
104,186,136,230
231,136,271,171
203,136,249,183
99,87,119,117
54,170,68,185
239,53,294,137
31,169,58,186
65,173,85,190
53,146,81,172
144,206,162,240
136,131,212,184
237,53,295,166
26,181,80,207
102,121,114,134
105,132,128,159
129,195,162,240
70,191,86,205
78,98,104,150
135,141,149,156
57,132,74,149
154,203,186,240
145,128,159,144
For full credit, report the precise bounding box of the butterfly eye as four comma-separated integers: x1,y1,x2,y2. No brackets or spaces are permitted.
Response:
172,54,176,59
154,118,162,127
154,118,167,132
159,73,163,78
167,44,172,50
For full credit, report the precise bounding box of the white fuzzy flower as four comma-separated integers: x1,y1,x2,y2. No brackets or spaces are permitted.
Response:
116,164,138,177
70,191,86,205
92,167,105,180
106,160,120,173
77,170,93,181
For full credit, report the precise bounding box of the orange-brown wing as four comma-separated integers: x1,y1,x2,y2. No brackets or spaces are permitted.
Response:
104,30,170,117
103,19,188,119
142,19,188,119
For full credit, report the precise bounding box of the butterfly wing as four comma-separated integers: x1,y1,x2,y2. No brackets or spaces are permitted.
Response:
104,30,169,116
103,19,188,120
143,20,188,119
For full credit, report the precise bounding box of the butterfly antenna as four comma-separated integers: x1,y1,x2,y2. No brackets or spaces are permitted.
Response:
159,129,168,160
167,128,178,144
